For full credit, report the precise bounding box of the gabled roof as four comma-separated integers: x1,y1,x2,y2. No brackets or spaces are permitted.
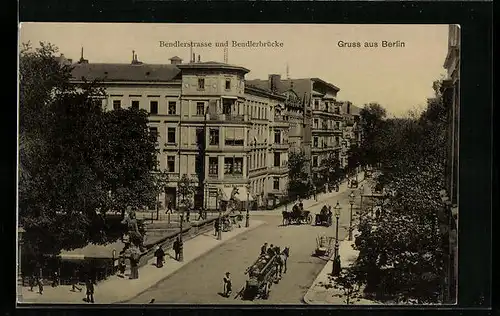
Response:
70,63,181,82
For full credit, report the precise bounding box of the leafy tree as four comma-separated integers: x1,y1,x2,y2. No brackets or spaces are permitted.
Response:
359,102,387,167
286,150,313,199
319,153,343,187
349,80,448,304
177,174,197,212
330,268,364,304
18,42,158,268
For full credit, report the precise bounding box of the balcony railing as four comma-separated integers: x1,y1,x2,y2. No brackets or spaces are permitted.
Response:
206,113,246,122
272,142,289,150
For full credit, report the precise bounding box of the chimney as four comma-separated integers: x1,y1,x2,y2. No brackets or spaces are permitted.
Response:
197,55,201,62
347,102,351,114
268,74,281,92
132,50,135,63
192,53,196,63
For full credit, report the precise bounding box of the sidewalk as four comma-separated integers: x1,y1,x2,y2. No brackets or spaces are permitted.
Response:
303,228,379,305
18,220,266,304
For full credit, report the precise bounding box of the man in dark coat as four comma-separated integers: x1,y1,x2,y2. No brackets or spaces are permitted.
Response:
154,246,165,268
173,237,181,261
260,242,268,256
85,277,95,303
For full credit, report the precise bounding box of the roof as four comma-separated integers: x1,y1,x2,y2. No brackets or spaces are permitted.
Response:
340,101,361,116
71,63,181,82
245,84,286,100
177,61,250,74
169,56,183,60
310,78,340,92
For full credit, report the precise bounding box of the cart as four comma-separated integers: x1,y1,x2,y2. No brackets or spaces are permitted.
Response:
241,252,281,300
314,235,335,257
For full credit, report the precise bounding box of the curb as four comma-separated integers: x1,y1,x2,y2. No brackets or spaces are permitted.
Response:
115,220,267,304
302,233,354,305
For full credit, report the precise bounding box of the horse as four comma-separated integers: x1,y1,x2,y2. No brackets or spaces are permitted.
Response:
276,247,290,277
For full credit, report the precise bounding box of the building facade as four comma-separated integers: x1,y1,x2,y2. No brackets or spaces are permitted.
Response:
70,54,291,210
441,24,460,303
340,101,362,169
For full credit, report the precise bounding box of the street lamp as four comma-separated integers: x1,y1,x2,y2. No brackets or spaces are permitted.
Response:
178,214,184,262
245,183,250,228
332,201,342,276
217,190,222,240
348,191,355,241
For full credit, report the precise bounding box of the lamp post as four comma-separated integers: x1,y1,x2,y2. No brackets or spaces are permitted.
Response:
217,190,222,240
348,191,355,241
245,184,250,228
359,184,364,216
332,201,341,276
179,214,184,262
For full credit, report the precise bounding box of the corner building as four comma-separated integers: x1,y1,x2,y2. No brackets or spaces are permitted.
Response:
70,55,289,210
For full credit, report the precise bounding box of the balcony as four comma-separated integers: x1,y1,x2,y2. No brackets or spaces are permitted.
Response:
271,142,289,150
206,113,247,123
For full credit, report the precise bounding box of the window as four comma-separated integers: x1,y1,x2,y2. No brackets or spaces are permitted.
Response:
208,157,218,176
167,127,176,143
225,128,244,146
198,77,205,90
274,130,281,144
325,102,329,112
258,107,261,119
150,101,158,114
196,102,205,115
225,79,231,90
273,178,280,190
312,156,318,167
222,100,232,115
209,128,219,145
314,119,319,128
314,100,319,110
314,137,318,148
336,122,340,130
131,100,139,110
149,127,158,140
168,102,176,115
224,157,243,175
274,153,281,167
167,156,175,172
335,136,339,146
113,100,121,110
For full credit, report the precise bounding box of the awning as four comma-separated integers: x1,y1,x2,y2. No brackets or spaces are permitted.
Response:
221,95,238,99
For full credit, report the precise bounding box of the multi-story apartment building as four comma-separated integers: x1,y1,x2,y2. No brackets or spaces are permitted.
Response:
70,53,288,211
339,101,362,168
441,24,460,304
247,76,342,187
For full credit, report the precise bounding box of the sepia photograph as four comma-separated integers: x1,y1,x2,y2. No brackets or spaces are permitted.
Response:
17,23,459,306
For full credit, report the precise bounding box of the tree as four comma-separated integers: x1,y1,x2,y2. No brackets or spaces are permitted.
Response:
18,42,158,268
320,153,343,186
349,82,448,304
177,174,197,212
331,268,364,304
359,102,388,167
286,150,313,200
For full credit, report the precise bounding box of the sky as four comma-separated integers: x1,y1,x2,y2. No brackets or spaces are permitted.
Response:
19,23,449,117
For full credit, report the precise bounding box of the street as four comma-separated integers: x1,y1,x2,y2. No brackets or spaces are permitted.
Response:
128,187,362,304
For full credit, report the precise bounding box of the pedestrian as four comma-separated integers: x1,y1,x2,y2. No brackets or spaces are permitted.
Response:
71,269,82,292
173,237,181,261
154,245,165,268
37,276,43,295
52,271,60,287
260,242,268,256
214,218,220,236
166,201,173,214
29,274,36,292
118,255,126,275
223,272,232,297
130,250,140,279
85,277,95,303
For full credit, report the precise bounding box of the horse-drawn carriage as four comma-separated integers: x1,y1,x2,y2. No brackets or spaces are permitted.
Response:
315,205,333,227
241,248,288,300
282,203,313,226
